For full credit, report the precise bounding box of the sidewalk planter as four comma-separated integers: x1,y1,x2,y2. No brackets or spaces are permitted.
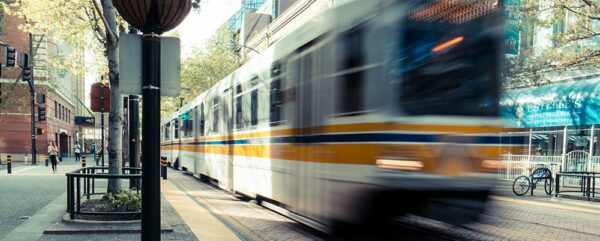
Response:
66,167,141,220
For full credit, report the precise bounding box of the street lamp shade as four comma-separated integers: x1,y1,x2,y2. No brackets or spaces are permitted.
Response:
112,0,192,34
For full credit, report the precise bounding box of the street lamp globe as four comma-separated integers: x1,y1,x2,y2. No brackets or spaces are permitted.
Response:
112,0,192,34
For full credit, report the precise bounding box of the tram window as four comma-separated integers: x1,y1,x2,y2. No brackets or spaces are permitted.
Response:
251,75,258,87
235,84,244,130
270,78,283,124
182,111,194,137
338,26,365,115
174,119,179,139
199,104,205,136
165,123,171,141
271,63,281,78
399,13,499,116
251,89,258,126
212,97,220,133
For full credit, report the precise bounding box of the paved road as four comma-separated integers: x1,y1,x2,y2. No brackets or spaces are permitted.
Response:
0,157,83,239
4,162,600,241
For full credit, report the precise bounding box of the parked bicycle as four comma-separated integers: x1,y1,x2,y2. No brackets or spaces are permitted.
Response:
512,166,553,196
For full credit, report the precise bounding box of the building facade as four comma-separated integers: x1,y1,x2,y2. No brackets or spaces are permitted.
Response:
223,0,336,58
499,1,600,180
0,12,84,163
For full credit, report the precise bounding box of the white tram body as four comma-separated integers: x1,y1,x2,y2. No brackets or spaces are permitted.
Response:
161,0,506,230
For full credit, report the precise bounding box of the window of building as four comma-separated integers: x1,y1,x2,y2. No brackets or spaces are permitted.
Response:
55,101,58,118
338,26,365,115
212,97,220,133
522,24,535,49
37,93,46,104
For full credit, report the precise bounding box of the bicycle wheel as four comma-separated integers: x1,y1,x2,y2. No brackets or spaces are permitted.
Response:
512,176,530,196
544,178,553,195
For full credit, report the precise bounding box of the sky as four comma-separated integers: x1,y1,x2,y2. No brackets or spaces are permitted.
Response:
171,0,241,57
84,0,241,100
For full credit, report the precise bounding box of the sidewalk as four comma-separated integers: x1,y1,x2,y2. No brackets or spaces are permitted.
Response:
492,180,600,215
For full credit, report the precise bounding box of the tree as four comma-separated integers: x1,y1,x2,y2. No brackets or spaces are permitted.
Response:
161,27,241,117
12,0,124,193
506,0,600,88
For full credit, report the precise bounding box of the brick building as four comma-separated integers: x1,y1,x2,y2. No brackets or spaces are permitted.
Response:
0,12,84,163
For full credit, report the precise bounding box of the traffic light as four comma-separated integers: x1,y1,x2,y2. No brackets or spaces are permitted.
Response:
36,127,46,135
4,45,15,67
22,68,32,82
38,106,46,121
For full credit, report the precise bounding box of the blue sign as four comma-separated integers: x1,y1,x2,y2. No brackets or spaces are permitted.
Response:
505,0,521,55
501,77,600,128
74,116,95,126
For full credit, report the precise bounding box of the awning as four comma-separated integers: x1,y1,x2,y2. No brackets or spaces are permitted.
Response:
501,77,600,128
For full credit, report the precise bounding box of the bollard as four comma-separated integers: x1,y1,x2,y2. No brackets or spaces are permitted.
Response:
82,155,86,167
7,155,11,174
161,156,167,180
45,155,49,167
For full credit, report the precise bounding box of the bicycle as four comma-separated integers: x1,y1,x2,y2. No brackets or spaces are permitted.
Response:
512,167,553,196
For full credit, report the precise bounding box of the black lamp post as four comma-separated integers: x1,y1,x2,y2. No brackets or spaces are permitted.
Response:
111,1,191,240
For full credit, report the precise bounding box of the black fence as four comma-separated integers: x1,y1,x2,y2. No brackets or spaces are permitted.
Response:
66,167,142,220
555,172,600,201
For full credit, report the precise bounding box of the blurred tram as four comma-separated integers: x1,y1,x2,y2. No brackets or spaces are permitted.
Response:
161,0,506,231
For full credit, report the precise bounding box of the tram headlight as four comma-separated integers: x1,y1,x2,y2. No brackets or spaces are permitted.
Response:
376,158,423,171
481,159,504,170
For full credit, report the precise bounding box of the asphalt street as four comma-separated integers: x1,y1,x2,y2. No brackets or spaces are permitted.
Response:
0,156,83,239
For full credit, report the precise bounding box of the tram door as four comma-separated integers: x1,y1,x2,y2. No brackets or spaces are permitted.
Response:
224,86,234,191
291,50,320,217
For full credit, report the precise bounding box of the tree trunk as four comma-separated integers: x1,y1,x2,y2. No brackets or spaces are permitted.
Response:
101,0,122,194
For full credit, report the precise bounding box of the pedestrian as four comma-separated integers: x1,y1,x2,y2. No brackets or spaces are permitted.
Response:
48,141,59,174
74,142,82,162
92,143,98,165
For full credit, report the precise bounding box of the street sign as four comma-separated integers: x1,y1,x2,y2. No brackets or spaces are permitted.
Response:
119,34,181,96
75,116,95,126
505,0,521,55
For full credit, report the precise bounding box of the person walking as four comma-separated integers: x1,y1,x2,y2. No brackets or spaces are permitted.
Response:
92,143,98,165
48,142,59,174
74,142,82,162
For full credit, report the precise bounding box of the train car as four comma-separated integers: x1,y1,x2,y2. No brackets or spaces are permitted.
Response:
161,0,506,231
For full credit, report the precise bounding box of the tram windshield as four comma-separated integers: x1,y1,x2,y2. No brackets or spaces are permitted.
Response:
399,0,501,116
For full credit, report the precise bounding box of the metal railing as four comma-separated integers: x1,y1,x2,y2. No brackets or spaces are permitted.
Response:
66,167,142,220
498,154,562,180
555,172,600,201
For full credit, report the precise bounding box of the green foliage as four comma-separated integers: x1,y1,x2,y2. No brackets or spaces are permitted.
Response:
506,0,600,87
161,27,242,118
99,189,141,212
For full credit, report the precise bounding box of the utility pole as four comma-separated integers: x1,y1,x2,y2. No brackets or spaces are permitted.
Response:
26,33,37,165
129,95,140,189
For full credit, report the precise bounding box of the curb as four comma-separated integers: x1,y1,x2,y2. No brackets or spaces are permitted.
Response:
60,213,141,225
42,213,174,234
